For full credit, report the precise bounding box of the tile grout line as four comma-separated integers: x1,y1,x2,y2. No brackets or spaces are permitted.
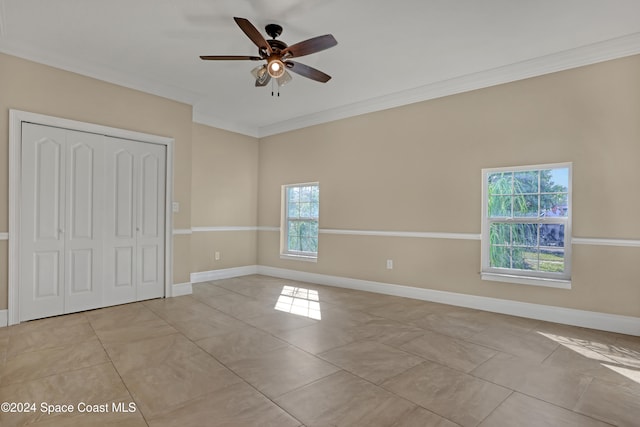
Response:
192,281,450,426
154,291,308,426
193,278,637,426
86,317,152,427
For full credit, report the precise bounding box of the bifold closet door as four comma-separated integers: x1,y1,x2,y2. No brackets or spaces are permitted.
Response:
103,137,166,305
20,123,104,321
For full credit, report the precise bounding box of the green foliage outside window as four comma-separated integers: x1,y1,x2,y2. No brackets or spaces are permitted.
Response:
487,168,568,273
286,184,319,254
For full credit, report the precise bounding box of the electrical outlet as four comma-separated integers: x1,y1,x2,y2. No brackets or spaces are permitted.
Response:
386,259,393,269
172,202,180,213
215,251,221,261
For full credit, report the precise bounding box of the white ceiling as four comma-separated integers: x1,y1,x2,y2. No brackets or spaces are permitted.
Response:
2,0,640,137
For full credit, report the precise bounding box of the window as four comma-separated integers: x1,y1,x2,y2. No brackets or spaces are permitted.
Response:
281,183,319,261
481,163,572,288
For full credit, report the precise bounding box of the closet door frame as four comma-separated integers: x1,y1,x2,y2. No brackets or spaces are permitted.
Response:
8,109,175,326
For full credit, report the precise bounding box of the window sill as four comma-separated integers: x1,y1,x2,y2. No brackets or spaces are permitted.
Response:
481,272,571,289
280,253,318,263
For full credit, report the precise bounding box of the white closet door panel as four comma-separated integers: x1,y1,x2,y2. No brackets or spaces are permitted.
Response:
20,121,168,321
64,131,104,313
103,140,138,306
136,145,166,301
20,124,66,321
115,150,135,238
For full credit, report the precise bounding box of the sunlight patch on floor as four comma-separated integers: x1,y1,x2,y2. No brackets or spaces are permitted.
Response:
537,331,640,384
602,364,640,384
274,286,321,320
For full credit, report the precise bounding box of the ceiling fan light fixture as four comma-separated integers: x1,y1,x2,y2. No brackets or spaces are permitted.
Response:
251,65,267,79
277,70,292,87
267,59,285,78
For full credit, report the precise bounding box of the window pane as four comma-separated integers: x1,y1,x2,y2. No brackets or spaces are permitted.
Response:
514,171,538,194
488,172,512,195
288,201,299,218
297,221,309,237
308,221,319,236
288,235,300,251
512,247,536,270
284,184,319,256
556,194,568,217
540,224,564,247
489,245,511,269
540,193,568,217
541,194,568,217
512,223,538,246
300,186,312,202
542,168,569,193
288,186,300,203
539,247,564,272
490,223,510,245
489,195,512,217
513,195,539,217
298,202,310,218
301,237,318,252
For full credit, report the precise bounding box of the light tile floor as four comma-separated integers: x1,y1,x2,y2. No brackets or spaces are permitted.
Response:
1,274,639,426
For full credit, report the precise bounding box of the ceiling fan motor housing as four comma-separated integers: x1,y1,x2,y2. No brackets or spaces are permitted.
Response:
265,24,283,39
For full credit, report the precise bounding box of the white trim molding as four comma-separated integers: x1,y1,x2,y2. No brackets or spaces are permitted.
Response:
257,266,640,336
321,229,481,240
0,232,8,241
172,228,193,235
172,282,193,297
258,226,280,232
192,226,258,233
573,237,640,248
0,310,7,328
259,226,640,248
191,265,259,283
481,272,571,290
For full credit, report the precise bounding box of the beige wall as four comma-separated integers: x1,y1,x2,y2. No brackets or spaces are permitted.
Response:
2,49,638,319
0,52,194,306
258,54,640,317
190,123,259,273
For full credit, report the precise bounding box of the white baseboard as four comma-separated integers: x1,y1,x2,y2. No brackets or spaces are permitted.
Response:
190,265,259,284
172,282,193,297
257,266,640,336
0,309,7,327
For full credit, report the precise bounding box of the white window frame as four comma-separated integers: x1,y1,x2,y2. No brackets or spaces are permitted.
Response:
280,182,319,262
481,162,572,289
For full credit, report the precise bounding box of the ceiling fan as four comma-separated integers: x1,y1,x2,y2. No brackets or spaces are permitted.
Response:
200,17,337,89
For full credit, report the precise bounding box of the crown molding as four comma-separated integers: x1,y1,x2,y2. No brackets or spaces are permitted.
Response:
257,32,640,137
3,31,639,139
192,110,260,138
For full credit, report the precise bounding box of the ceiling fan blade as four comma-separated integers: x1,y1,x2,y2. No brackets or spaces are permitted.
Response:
234,17,272,56
282,34,337,58
285,61,331,83
200,55,262,60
